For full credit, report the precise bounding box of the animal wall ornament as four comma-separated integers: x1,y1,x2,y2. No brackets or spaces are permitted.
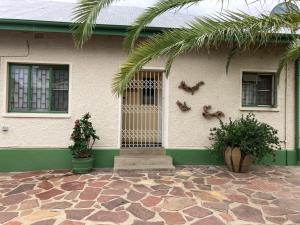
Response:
202,105,225,119
176,100,191,112
178,81,205,95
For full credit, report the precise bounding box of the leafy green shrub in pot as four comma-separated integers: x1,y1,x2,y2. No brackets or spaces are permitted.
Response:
209,113,281,173
69,113,99,174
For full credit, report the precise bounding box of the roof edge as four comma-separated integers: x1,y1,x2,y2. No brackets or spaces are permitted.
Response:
0,18,166,36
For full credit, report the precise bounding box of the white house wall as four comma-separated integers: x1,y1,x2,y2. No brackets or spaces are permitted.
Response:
0,31,295,150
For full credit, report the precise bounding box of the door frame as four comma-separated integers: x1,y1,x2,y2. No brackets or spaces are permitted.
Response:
118,66,167,149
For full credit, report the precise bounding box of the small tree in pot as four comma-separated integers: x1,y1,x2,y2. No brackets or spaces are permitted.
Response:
209,113,281,173
69,113,99,174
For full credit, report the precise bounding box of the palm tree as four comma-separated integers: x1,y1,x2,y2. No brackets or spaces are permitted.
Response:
72,0,300,95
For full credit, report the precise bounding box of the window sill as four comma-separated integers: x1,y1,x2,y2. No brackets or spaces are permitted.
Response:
2,113,71,118
240,107,279,112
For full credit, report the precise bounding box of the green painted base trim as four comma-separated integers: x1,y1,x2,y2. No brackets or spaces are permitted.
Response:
0,148,120,172
166,149,223,165
0,148,297,172
166,149,298,167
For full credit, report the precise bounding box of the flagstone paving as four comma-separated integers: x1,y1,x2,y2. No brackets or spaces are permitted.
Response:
0,166,300,225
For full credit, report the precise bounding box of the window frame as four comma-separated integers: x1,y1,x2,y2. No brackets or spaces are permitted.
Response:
7,63,70,114
241,71,277,108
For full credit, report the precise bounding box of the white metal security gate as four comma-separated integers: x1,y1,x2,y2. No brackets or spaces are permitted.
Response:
122,70,163,148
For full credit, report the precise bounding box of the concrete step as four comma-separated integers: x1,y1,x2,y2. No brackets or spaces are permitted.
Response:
114,155,175,171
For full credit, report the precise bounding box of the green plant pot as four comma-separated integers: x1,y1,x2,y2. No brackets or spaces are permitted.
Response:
72,157,93,174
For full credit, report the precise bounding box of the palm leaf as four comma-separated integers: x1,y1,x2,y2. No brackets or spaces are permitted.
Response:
72,0,119,47
278,39,300,75
112,10,300,95
124,0,202,51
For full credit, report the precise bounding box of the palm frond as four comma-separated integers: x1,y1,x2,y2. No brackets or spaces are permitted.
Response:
72,0,118,47
124,0,202,51
112,10,300,95
277,39,300,75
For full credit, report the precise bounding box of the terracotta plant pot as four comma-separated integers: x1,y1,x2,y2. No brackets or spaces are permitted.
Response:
224,147,253,173
72,157,93,174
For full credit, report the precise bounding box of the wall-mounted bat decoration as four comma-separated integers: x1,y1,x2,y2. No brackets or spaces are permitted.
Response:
178,81,205,95
176,101,191,112
202,105,225,119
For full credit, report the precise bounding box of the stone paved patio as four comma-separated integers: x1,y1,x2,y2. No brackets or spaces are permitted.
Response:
0,166,300,225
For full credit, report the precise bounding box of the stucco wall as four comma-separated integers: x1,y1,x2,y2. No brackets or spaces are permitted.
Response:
0,31,295,149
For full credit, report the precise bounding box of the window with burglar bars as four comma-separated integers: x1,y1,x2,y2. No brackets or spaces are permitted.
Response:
8,64,69,113
242,72,276,107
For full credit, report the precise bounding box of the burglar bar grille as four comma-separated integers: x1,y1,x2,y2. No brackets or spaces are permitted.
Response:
122,70,163,148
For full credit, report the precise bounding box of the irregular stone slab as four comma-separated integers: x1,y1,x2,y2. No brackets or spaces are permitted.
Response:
65,209,94,220
286,177,300,186
231,204,265,223
79,187,100,200
36,189,63,200
288,214,300,224
58,220,84,225
132,220,164,225
183,206,212,218
252,192,275,200
127,190,146,201
227,194,248,204
41,201,72,209
193,191,221,202
274,198,300,211
262,206,296,216
31,219,55,225
6,184,35,196
102,197,128,210
170,187,186,197
38,181,53,190
63,191,79,201
151,184,171,190
142,196,162,207
19,199,39,210
118,171,144,177
159,212,185,225
0,212,18,224
61,182,84,191
191,216,226,225
102,189,126,195
237,188,254,196
74,201,94,208
22,210,61,222
127,203,155,220
109,180,131,189
160,197,196,211
266,216,287,224
4,221,22,225
98,195,119,203
89,181,108,188
13,171,45,179
206,177,229,185
151,190,169,196
192,178,204,184
0,193,30,205
133,184,153,193
87,210,129,223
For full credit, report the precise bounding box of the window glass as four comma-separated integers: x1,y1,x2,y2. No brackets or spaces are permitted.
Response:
242,72,275,107
10,65,29,110
8,64,69,113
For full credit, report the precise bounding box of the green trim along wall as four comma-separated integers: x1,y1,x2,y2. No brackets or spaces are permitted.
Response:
0,19,165,36
295,59,300,165
0,148,297,172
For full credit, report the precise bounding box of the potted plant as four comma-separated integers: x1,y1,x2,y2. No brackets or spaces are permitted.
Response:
69,113,99,174
209,113,281,173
